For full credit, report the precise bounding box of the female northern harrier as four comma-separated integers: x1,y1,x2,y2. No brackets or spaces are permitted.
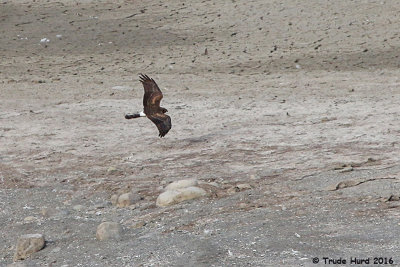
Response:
125,74,172,137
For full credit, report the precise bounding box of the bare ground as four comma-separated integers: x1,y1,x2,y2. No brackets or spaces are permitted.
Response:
2,0,400,266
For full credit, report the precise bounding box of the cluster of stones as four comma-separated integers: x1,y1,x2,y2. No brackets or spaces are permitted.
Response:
156,179,207,207
12,180,213,262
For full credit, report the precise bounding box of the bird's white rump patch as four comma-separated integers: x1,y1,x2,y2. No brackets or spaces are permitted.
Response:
139,111,146,117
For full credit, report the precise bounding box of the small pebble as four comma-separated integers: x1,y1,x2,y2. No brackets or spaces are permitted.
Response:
236,183,252,190
107,166,118,174
41,208,69,218
23,216,37,223
130,221,146,229
72,205,84,212
51,247,61,253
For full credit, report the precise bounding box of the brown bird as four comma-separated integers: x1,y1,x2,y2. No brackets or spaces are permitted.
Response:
125,74,171,137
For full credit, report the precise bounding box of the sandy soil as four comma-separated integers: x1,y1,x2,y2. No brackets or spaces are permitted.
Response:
2,0,400,266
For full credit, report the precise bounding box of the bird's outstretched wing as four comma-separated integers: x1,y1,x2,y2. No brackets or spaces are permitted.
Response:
147,113,171,137
139,74,163,108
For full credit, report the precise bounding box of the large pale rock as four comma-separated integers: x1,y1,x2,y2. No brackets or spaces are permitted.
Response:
14,234,45,261
156,186,206,207
165,179,198,191
156,190,181,207
96,222,122,241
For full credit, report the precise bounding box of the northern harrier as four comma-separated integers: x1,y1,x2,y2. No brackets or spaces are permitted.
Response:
125,74,172,137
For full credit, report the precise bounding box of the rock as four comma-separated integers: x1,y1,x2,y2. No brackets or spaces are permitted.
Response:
236,183,252,190
51,247,61,253
326,178,366,191
249,174,258,180
207,182,220,188
23,216,37,223
110,194,119,206
165,179,198,191
156,190,181,207
139,202,155,211
227,187,240,194
107,166,118,174
238,203,248,209
94,202,109,209
41,208,69,218
227,183,252,194
14,234,45,261
339,166,353,173
156,186,207,207
130,221,146,229
386,195,400,202
96,222,123,241
117,192,140,207
128,204,137,210
72,205,84,212
40,38,50,43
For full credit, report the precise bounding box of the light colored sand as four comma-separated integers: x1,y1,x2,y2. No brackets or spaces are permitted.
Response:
1,1,400,266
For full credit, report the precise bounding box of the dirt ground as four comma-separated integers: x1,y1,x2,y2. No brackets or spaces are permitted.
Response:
2,0,400,266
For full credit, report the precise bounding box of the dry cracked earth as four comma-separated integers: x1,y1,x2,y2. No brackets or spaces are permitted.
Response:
2,0,400,266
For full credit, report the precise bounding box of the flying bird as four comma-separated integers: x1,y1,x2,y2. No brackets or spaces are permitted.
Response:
125,74,172,137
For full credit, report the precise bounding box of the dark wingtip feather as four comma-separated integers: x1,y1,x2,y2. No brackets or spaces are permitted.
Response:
158,129,168,138
158,128,170,137
139,73,145,83
139,73,151,83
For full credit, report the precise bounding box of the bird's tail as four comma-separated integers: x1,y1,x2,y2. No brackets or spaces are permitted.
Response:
125,113,141,119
